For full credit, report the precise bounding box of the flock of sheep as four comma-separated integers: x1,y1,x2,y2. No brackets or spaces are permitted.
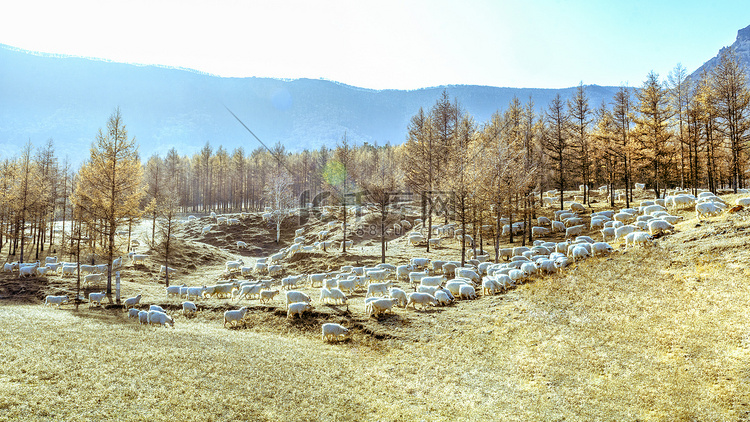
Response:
37,186,748,343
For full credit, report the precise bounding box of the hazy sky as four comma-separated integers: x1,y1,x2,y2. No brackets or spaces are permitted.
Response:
1,0,747,90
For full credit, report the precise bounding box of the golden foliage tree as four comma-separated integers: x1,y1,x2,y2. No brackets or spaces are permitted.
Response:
72,108,145,300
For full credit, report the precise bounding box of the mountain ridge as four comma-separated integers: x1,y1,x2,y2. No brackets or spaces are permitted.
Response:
3,27,747,167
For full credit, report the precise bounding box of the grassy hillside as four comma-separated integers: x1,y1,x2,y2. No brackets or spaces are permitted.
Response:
1,200,749,421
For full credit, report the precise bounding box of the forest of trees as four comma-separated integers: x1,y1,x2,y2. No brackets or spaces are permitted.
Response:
2,49,749,269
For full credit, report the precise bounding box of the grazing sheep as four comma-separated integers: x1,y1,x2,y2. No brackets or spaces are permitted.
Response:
149,304,167,314
367,298,398,317
565,224,585,238
458,284,477,300
648,219,674,236
287,302,314,319
259,290,280,304
130,254,148,266
138,310,149,324
128,308,140,319
308,273,326,288
147,310,174,328
225,260,244,273
186,286,206,300
420,275,447,287
237,241,248,249
281,274,305,290
336,278,356,295
591,242,614,257
224,307,249,327
407,292,438,309
235,284,263,302
285,291,311,309
626,231,653,248
322,323,349,342
182,301,197,316
88,292,106,307
389,287,408,308
366,282,392,298
123,294,142,309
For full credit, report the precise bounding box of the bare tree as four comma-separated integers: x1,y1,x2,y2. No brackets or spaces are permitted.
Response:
265,166,295,243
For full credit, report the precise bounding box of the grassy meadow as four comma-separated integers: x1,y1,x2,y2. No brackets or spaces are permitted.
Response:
1,199,750,421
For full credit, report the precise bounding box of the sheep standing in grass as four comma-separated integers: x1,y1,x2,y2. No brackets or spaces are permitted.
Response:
138,310,149,324
458,285,477,300
224,307,249,327
123,294,142,309
322,323,349,342
285,291,311,309
128,308,140,319
148,310,175,328
259,289,279,304
182,301,197,316
407,292,437,309
44,295,69,308
88,292,106,307
287,302,314,319
367,298,398,317
389,288,408,308
366,282,392,298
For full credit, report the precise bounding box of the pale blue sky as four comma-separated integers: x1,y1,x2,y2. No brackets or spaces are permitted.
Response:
1,0,747,89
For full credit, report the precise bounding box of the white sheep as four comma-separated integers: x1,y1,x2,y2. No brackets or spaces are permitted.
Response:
123,294,142,309
285,291,311,309
281,274,305,290
254,262,268,275
186,286,206,300
367,298,398,317
268,264,283,277
147,310,175,328
88,291,106,307
336,278,356,295
182,301,197,316
591,242,614,257
696,202,723,219
420,275,446,287
445,280,469,296
458,284,477,300
287,302,314,319
321,323,349,342
626,231,653,248
366,281,392,298
308,273,326,288
259,290,280,304
224,307,249,327
614,225,638,242
455,268,480,284
235,284,263,302
128,308,140,319
225,260,243,273
237,241,248,249
407,292,437,309
295,228,305,237
648,219,674,236
565,224,585,238
410,257,430,270
389,287,408,308
138,310,149,324
149,304,167,313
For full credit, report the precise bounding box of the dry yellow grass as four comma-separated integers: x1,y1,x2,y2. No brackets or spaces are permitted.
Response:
2,199,750,421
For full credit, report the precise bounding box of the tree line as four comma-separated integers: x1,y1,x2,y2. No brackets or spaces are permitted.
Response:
3,49,749,274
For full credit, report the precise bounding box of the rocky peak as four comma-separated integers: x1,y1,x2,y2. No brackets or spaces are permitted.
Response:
737,24,750,43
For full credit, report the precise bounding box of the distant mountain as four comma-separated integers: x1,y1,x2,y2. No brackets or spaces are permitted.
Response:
691,24,750,79
0,44,620,166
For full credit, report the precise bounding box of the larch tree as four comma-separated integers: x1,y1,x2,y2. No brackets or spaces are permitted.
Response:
568,83,593,204
156,171,181,288
72,109,145,301
612,87,634,207
633,71,674,199
401,107,436,251
711,48,750,192
668,63,691,188
360,144,402,263
541,93,571,210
